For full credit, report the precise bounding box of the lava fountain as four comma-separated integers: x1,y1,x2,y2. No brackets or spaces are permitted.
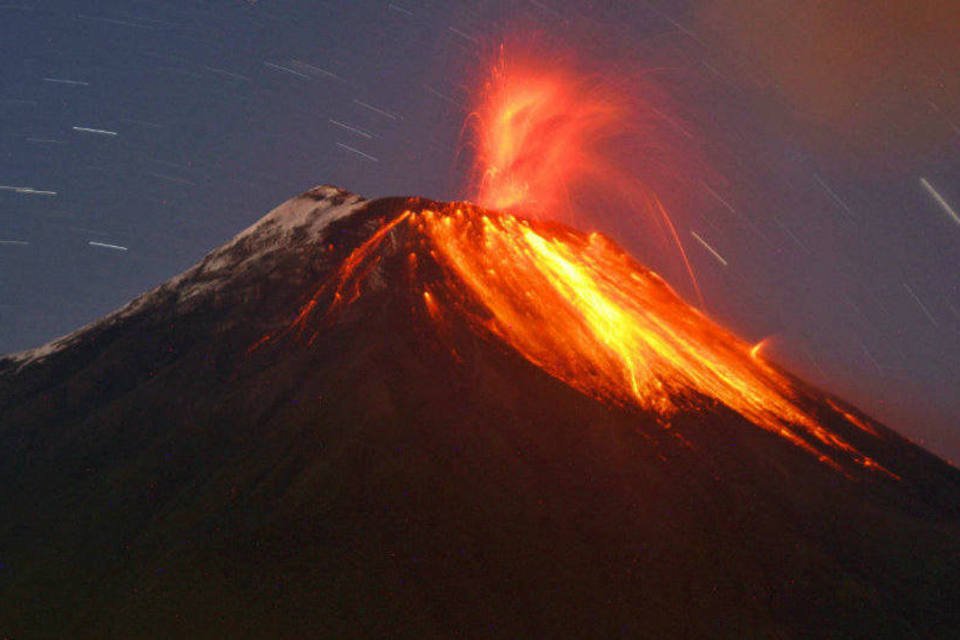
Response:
468,47,705,305
471,52,621,219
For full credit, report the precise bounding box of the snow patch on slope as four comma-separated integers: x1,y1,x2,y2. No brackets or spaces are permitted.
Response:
169,185,365,299
4,185,367,368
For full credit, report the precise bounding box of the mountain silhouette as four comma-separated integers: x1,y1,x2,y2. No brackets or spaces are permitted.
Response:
1,185,958,638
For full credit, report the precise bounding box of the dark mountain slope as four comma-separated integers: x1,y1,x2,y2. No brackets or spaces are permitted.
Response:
1,186,958,638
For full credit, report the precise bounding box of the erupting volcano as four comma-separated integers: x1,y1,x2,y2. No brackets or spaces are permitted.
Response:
282,202,892,478
256,53,892,479
1,186,958,637
2,48,958,640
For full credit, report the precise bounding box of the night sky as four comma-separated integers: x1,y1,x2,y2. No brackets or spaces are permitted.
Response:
1,1,958,460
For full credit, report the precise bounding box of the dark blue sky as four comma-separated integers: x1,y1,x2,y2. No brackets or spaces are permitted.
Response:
1,1,957,460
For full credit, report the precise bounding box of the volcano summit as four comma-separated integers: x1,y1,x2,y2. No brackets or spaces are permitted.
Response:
1,186,958,638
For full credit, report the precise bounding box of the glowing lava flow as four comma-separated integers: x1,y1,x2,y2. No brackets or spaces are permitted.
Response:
291,204,895,477
417,209,822,450
274,51,895,476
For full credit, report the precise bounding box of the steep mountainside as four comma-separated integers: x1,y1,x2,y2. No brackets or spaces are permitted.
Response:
1,186,958,639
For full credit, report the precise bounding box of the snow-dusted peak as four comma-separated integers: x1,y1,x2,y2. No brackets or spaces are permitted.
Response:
229,184,365,246
182,185,366,281
4,185,369,368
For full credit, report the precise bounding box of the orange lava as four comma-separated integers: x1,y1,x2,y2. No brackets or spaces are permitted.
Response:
472,53,620,220
827,399,881,437
294,203,895,477
272,48,897,478
418,209,810,433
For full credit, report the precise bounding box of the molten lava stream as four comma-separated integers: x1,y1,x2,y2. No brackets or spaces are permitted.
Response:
292,204,894,478
409,206,892,476
454,48,894,475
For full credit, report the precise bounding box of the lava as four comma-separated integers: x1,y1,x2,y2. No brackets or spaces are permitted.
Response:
286,202,894,477
471,52,620,219
414,208,857,463
273,49,897,477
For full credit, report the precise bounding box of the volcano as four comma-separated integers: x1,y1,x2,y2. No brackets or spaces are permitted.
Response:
1,186,958,638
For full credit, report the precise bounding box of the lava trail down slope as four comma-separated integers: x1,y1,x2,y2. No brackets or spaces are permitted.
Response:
1,186,958,639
